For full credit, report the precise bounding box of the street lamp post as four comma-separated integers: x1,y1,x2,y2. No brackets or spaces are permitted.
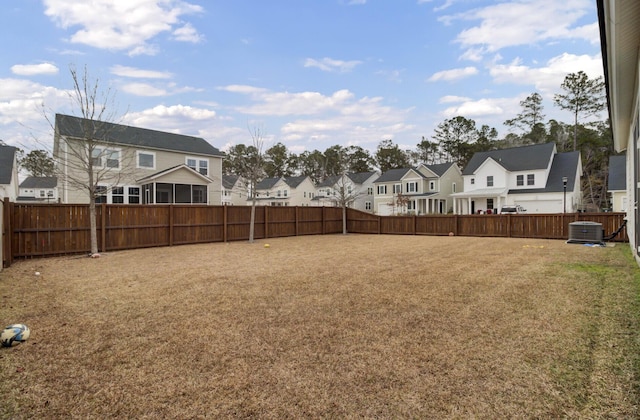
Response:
562,176,568,214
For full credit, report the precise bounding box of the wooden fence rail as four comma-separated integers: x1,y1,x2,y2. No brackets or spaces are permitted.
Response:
2,198,628,268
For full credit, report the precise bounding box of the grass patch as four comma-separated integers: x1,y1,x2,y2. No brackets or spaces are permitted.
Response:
1,235,639,418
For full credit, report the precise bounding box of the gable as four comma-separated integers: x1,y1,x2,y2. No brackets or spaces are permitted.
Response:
137,165,213,184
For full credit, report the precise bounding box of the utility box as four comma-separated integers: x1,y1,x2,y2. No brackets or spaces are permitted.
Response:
567,221,604,245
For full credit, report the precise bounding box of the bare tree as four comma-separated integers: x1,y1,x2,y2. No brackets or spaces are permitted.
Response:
245,126,266,243
324,172,364,234
51,65,131,255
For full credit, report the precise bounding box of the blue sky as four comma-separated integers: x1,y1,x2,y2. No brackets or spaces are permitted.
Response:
0,0,604,155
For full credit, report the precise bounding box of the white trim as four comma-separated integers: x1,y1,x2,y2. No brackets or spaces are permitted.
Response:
136,150,156,170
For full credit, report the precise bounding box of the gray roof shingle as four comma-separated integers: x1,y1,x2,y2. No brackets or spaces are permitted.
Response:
0,144,17,185
508,151,580,194
463,142,555,175
20,176,58,189
55,114,224,157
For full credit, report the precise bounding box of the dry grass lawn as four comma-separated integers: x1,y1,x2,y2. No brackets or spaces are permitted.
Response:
1,234,639,418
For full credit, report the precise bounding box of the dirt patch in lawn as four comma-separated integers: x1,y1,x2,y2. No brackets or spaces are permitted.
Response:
1,235,639,418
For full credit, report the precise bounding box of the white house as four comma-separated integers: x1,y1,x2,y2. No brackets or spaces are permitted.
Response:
17,177,59,203
0,144,19,201
222,175,247,206
598,0,640,261
451,143,582,214
253,176,316,206
315,171,378,212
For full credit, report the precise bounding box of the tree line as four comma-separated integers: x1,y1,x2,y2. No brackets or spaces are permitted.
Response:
224,71,612,210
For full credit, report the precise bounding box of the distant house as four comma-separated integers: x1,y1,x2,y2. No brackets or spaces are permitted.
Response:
451,143,582,214
315,171,378,212
53,114,224,205
373,162,462,215
608,155,627,213
0,144,19,201
221,175,246,206
18,176,58,202
253,176,316,206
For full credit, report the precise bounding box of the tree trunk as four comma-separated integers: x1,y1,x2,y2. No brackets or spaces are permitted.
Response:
89,198,98,255
342,205,347,235
249,199,256,243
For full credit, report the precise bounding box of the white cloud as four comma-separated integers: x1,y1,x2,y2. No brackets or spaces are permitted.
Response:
173,23,203,43
489,52,604,94
11,63,59,76
110,65,173,79
441,98,508,119
439,95,471,104
428,66,478,82
43,0,204,55
304,57,362,73
121,83,168,97
442,0,597,59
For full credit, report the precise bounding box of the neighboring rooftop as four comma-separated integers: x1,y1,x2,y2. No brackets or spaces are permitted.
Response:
463,143,556,175
19,176,58,189
55,114,224,157
608,155,626,191
0,144,17,184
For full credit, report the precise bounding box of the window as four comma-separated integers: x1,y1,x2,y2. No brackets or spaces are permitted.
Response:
128,187,140,204
487,198,494,210
452,182,456,193
277,190,282,197
377,185,387,195
367,187,373,195
393,183,402,194
137,151,155,169
365,201,372,210
186,157,209,176
517,175,524,186
112,187,124,203
192,185,207,203
284,190,288,197
471,178,475,185
95,185,107,204
39,190,45,197
527,174,534,186
429,181,435,190
406,182,418,193
304,191,307,198
92,147,120,169
407,201,416,211
487,176,494,187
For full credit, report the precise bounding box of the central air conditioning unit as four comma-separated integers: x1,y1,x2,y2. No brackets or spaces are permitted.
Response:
567,221,604,245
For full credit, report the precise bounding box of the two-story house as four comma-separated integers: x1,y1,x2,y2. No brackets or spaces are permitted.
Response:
53,114,224,205
0,143,19,201
373,162,461,215
451,142,582,214
315,171,378,212
253,176,316,206
17,177,58,202
222,175,248,206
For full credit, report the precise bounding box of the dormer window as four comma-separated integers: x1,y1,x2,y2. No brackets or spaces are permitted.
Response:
527,174,535,185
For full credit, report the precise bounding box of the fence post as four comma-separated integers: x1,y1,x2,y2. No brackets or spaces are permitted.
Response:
322,207,326,235
507,214,512,238
101,203,107,252
169,205,174,246
413,215,417,235
454,214,459,236
377,215,381,235
295,206,299,236
223,205,228,243
2,198,11,268
265,206,269,239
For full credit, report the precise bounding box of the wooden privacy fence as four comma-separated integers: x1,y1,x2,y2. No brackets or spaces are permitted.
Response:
2,198,628,268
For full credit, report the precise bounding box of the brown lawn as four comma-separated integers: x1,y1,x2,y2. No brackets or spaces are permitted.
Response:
1,234,639,418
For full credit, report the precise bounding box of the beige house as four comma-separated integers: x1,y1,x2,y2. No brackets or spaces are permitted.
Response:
254,176,316,206
373,163,461,215
53,114,224,205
